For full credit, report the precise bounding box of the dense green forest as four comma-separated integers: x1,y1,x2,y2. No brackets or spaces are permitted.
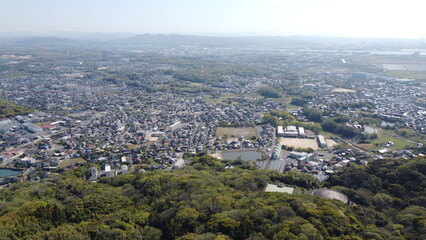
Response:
321,120,359,138
298,108,359,138
290,97,308,107
0,99,32,118
0,156,425,239
262,110,321,134
302,108,323,123
257,87,281,98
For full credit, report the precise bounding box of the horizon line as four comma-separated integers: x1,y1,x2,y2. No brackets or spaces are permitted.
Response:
0,30,421,40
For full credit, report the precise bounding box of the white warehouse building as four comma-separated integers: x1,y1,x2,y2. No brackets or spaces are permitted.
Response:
277,126,284,137
317,135,327,148
284,126,299,138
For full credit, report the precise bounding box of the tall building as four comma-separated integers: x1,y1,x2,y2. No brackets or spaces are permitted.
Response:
272,144,281,160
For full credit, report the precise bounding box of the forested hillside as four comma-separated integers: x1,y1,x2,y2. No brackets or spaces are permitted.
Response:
0,156,424,240
0,99,31,118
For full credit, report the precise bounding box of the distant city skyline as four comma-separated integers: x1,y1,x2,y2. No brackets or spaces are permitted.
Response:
1,0,425,39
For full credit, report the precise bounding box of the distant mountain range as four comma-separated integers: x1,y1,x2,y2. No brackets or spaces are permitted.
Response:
0,32,419,49
0,31,136,41
123,34,329,48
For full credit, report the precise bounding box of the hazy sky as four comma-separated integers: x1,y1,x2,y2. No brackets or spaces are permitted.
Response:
1,0,425,38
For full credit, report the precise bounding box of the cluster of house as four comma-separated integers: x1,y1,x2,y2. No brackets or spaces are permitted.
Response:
1,41,425,185
253,145,372,181
289,151,315,163
290,148,369,180
0,84,284,179
299,71,426,134
88,164,130,181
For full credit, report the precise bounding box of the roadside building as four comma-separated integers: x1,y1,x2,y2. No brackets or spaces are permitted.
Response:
22,123,42,133
172,159,185,169
90,167,98,180
290,151,314,163
272,144,281,160
121,165,129,174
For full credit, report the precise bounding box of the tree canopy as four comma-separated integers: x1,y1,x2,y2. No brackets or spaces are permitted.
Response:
0,99,32,118
321,119,359,138
0,156,425,239
302,107,323,122
257,87,281,98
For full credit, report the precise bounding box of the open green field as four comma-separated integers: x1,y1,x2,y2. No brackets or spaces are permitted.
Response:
202,92,242,105
58,158,86,168
33,122,50,127
216,127,257,138
319,130,337,138
274,96,291,104
355,55,426,65
365,137,416,151
147,158,157,165
286,105,300,110
126,143,141,150
275,96,301,110
358,128,425,151
383,129,426,142
384,71,426,82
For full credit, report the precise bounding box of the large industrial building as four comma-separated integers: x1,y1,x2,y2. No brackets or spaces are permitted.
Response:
284,126,298,138
290,151,314,164
277,125,308,138
22,123,43,133
298,127,306,138
167,121,183,132
317,135,327,148
277,126,284,137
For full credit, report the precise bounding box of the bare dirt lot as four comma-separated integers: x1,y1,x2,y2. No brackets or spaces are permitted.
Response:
279,138,337,150
332,88,356,93
327,139,338,148
279,138,320,150
216,127,257,138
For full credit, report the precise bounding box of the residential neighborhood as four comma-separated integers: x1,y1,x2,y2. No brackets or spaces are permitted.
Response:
0,36,425,186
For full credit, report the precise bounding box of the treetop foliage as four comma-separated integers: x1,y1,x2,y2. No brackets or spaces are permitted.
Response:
257,87,281,98
0,156,424,239
0,99,32,119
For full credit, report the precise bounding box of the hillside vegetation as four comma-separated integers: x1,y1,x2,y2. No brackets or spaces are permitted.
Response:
0,156,424,240
0,99,31,118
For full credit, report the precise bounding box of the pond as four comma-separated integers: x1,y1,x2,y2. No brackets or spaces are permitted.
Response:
0,169,22,178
